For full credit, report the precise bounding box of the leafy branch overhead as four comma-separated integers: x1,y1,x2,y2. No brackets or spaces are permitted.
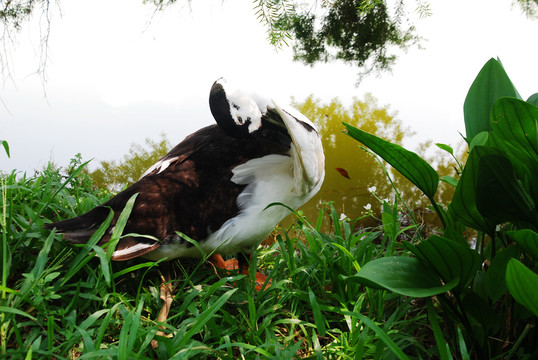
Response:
288,0,419,78
252,0,422,77
2,0,537,79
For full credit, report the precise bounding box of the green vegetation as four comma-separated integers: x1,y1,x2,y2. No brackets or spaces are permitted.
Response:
1,58,537,358
293,94,458,228
0,161,430,359
345,58,538,358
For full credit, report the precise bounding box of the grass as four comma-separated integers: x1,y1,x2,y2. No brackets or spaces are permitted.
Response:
1,159,438,359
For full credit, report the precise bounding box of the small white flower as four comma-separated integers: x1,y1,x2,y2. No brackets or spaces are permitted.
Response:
367,185,377,193
363,203,372,210
339,213,348,221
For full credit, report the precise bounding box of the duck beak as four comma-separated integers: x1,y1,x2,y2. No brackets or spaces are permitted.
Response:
270,100,325,195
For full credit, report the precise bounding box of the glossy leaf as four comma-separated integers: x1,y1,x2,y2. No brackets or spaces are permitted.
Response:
506,259,538,317
382,201,399,241
449,146,498,235
350,256,457,297
476,154,536,226
527,93,538,106
462,291,500,333
463,58,520,140
508,229,538,261
435,143,454,155
406,235,481,292
486,246,520,302
488,98,538,192
343,123,438,200
440,175,458,187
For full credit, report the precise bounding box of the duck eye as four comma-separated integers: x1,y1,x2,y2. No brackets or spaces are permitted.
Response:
237,116,243,124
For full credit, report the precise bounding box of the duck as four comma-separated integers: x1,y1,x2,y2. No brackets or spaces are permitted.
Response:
46,77,325,340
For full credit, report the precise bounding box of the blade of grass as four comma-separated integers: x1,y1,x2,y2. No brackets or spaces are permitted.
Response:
60,209,114,287
177,289,237,347
456,326,470,360
308,287,326,336
427,298,451,360
0,306,37,321
107,193,139,260
15,160,93,251
341,310,410,360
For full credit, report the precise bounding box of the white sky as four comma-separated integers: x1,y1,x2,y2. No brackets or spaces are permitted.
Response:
1,0,537,174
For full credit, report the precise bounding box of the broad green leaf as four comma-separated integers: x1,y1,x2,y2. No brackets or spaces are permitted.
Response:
343,123,438,200
462,291,500,333
350,256,457,297
486,245,520,302
527,93,538,106
506,259,538,317
469,131,489,150
449,146,497,235
464,58,520,140
488,98,538,193
406,235,481,292
476,154,536,226
508,229,538,261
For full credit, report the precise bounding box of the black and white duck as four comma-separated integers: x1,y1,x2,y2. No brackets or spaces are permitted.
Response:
46,77,325,338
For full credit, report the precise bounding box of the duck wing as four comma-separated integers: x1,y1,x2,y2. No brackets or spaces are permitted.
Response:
47,125,273,260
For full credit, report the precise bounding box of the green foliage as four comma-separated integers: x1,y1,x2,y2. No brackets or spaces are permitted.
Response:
515,0,538,19
294,94,457,232
0,0,36,30
293,95,409,222
90,134,171,191
343,123,439,204
289,0,419,78
253,0,296,46
345,58,538,358
4,56,537,357
2,161,438,358
463,58,521,140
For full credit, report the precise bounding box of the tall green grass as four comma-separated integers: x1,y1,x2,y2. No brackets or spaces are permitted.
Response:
1,158,441,359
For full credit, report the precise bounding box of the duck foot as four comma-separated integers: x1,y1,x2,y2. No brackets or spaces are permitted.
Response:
151,265,174,349
209,253,271,291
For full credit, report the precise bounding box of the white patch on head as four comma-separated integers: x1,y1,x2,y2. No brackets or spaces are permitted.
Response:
218,78,263,133
228,95,262,133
